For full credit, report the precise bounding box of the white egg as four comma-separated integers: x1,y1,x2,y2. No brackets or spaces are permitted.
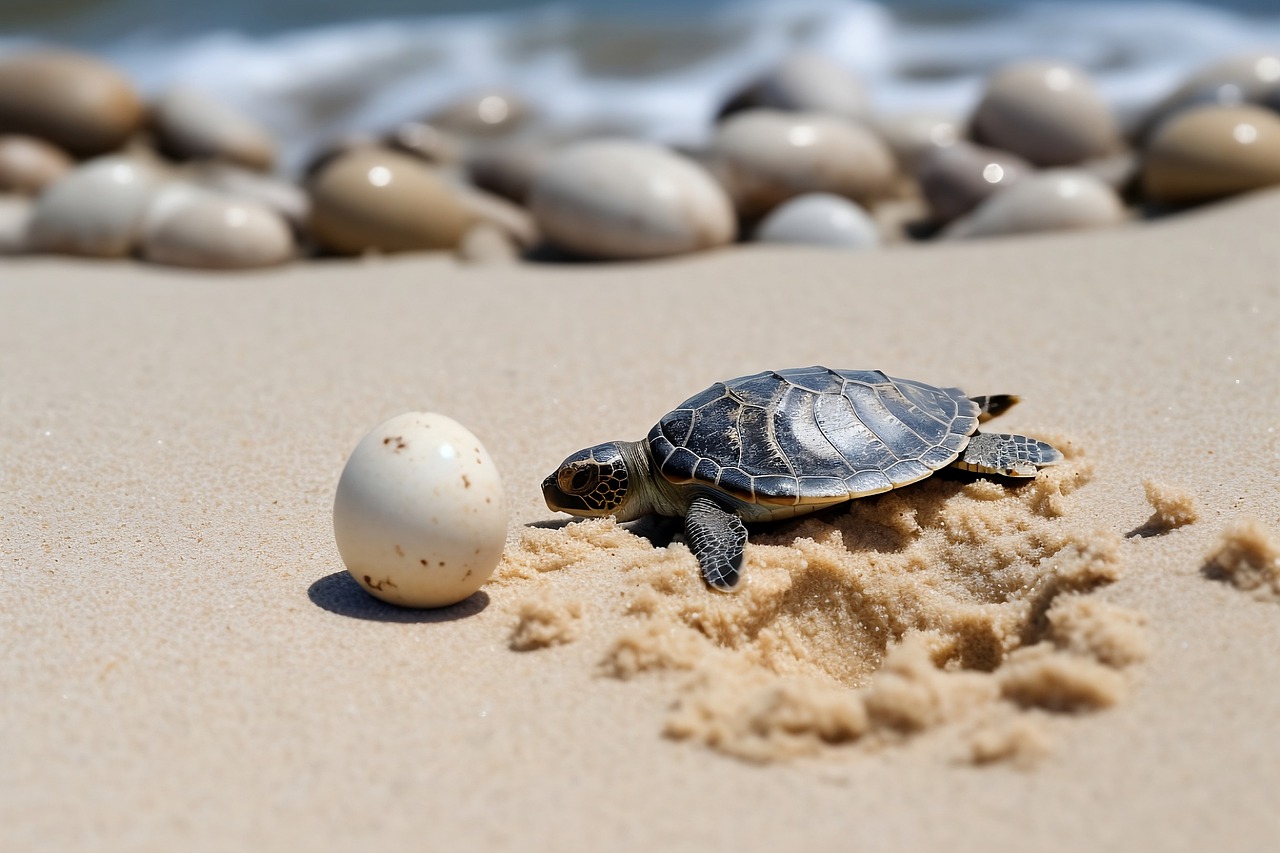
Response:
333,412,507,608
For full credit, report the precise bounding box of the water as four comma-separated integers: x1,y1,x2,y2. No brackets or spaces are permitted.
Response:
4,0,1280,173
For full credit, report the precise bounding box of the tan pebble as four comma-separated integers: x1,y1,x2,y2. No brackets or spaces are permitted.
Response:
0,195,31,253
713,109,896,217
308,149,474,254
943,170,1125,240
870,111,960,172
183,161,310,233
529,139,735,260
150,87,276,171
0,135,74,195
447,180,538,248
1139,53,1280,140
26,154,161,257
386,121,464,165
456,222,521,265
915,140,1031,222
141,184,293,269
972,60,1122,166
1142,104,1280,204
1078,151,1140,194
721,53,868,121
0,51,144,157
429,91,528,137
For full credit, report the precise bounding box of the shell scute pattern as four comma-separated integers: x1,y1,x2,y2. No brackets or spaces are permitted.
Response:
647,367,982,506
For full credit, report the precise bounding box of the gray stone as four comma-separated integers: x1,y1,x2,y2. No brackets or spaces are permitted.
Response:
753,193,879,249
944,170,1125,239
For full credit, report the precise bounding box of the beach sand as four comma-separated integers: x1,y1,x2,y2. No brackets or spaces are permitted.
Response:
3,189,1279,851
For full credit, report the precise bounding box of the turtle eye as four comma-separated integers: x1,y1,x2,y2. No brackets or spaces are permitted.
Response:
560,465,598,494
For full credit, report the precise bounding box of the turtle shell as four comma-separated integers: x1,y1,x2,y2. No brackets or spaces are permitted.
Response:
646,367,980,506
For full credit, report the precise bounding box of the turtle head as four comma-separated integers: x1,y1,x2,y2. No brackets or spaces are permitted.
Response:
543,442,639,519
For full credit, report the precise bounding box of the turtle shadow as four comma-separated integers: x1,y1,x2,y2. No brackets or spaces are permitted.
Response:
307,570,489,622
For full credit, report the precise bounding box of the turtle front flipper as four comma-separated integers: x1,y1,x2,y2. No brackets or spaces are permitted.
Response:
685,496,748,591
954,432,1063,477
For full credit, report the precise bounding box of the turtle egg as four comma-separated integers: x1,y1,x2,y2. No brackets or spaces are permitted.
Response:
333,412,507,608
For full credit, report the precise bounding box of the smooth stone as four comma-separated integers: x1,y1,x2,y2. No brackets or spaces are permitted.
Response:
0,51,144,157
140,184,294,269
1142,105,1280,204
429,91,528,137
529,139,736,260
386,121,464,165
1139,53,1280,140
456,222,521,264
753,192,879,249
871,112,960,172
0,195,31,253
713,109,896,217
915,140,1031,222
183,162,310,233
26,155,161,257
943,170,1125,239
1078,151,1140,195
0,135,74,195
972,61,1122,166
150,87,276,171
871,196,931,244
720,53,868,121
308,149,474,254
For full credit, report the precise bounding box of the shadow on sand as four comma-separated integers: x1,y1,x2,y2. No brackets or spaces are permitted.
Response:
307,570,489,623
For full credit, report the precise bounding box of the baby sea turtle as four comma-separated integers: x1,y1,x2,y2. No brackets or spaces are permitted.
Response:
543,367,1062,591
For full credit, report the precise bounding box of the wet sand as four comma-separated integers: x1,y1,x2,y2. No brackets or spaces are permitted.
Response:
3,189,1279,850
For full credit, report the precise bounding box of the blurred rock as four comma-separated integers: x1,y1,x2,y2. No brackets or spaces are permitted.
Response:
447,180,538,248
1142,104,1280,204
465,140,554,205
871,112,961,173
1138,53,1280,142
972,61,1122,167
140,183,294,269
753,192,879,249
150,87,276,171
308,149,474,254
0,51,144,157
456,222,522,265
713,109,896,217
386,121,465,165
0,135,74,195
719,53,868,122
944,171,1125,239
0,195,31,253
429,91,529,138
27,154,162,257
183,161,310,234
916,141,1030,223
529,139,735,260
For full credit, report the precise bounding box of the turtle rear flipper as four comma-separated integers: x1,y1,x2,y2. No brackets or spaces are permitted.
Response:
685,496,747,592
953,432,1062,477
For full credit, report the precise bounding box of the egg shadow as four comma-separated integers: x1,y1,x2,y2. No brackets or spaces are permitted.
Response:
307,570,489,623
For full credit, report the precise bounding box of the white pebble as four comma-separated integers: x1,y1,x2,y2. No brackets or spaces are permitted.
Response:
333,412,507,608
753,193,879,249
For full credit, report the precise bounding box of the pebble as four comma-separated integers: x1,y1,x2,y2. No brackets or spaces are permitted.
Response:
943,170,1125,240
448,181,539,249
1140,53,1280,140
0,135,74,195
753,192,879,249
308,149,474,254
0,195,31,253
871,112,961,172
971,60,1122,166
429,91,528,137
529,139,736,260
713,109,896,217
26,155,162,257
333,412,507,609
456,222,522,265
466,140,554,204
386,121,464,165
1142,104,1280,204
916,140,1031,222
140,184,294,269
720,53,868,121
0,51,144,157
150,87,277,171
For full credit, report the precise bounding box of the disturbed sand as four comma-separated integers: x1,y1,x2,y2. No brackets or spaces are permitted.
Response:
3,190,1280,850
